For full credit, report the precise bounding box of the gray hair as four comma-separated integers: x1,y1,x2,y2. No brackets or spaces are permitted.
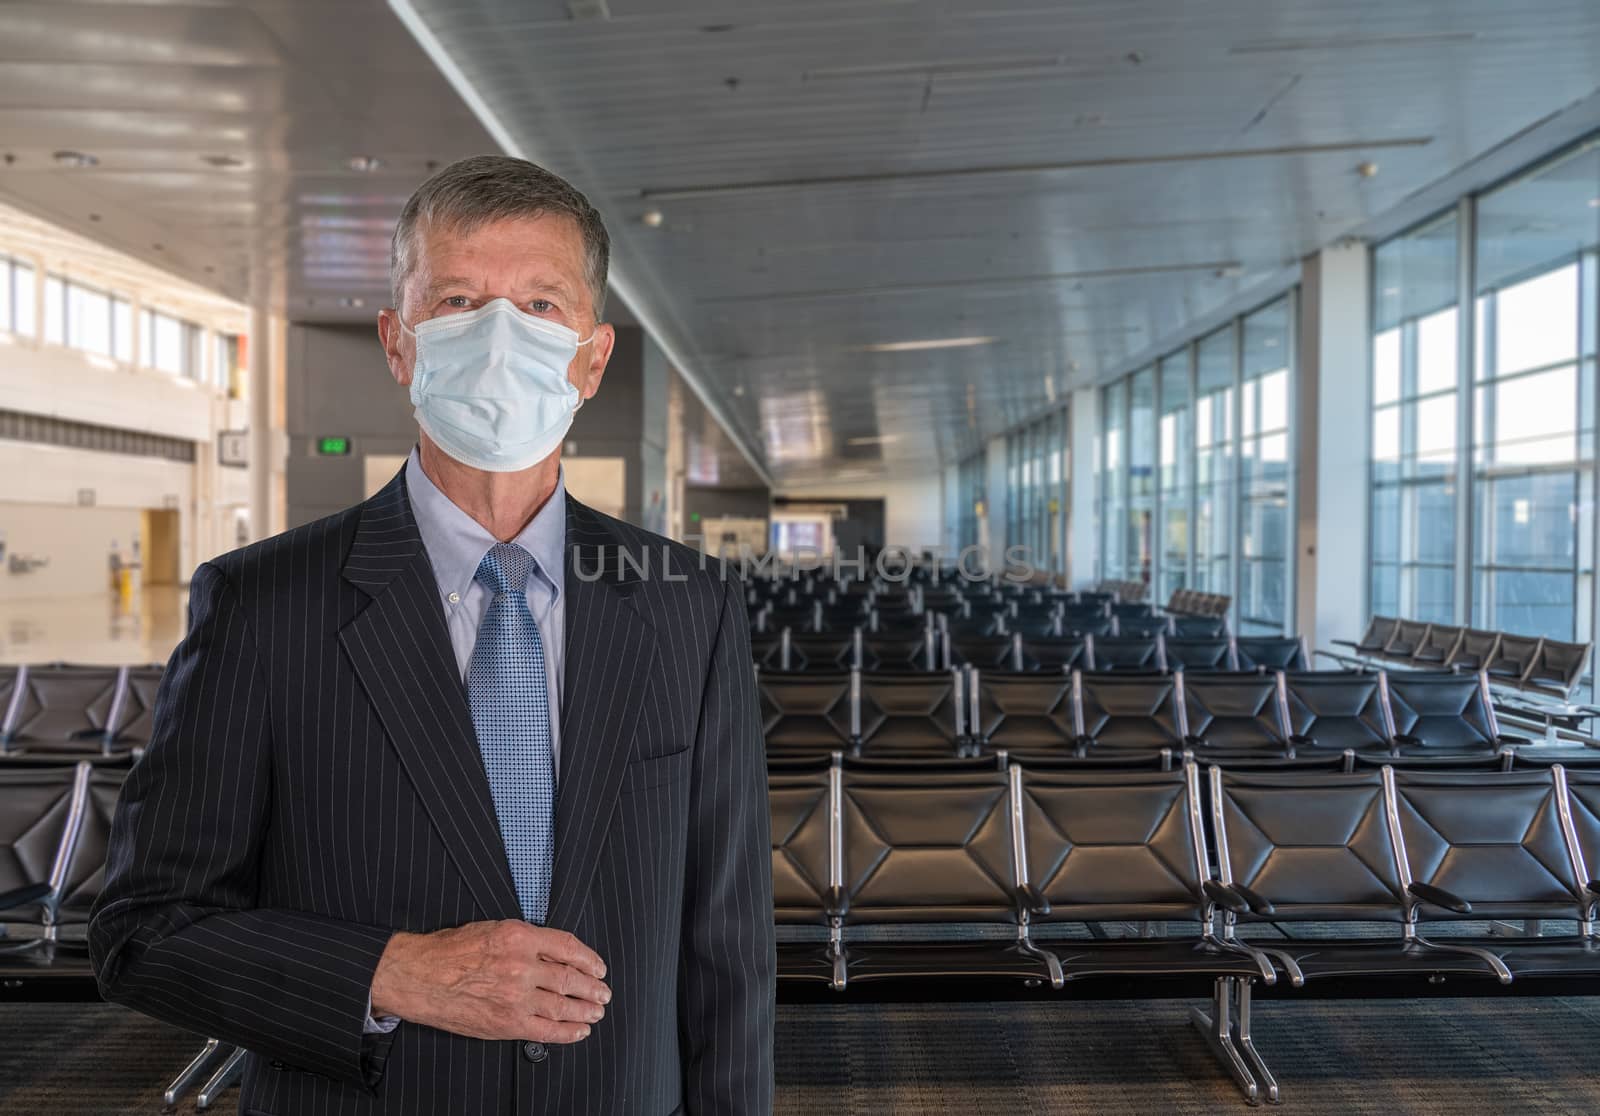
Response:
390,154,610,320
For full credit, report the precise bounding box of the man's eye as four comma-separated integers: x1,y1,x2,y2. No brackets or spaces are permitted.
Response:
444,296,471,309
528,299,553,314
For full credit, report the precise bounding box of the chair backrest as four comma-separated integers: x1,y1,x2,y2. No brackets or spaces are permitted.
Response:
1019,636,1089,672
1076,672,1186,751
943,613,1005,639
1182,672,1288,753
1110,602,1154,619
1115,616,1171,639
0,763,85,926
1008,613,1062,639
1061,615,1113,638
1446,628,1501,672
1172,615,1228,640
767,602,821,633
858,631,933,672
758,671,854,754
1212,768,1406,921
1560,768,1600,896
1385,620,1431,658
947,634,1021,672
856,672,964,756
2,665,123,753
1019,766,1206,922
1411,624,1462,665
1487,634,1542,685
1163,637,1234,672
1383,671,1499,752
1234,635,1308,672
750,631,784,670
1392,770,1583,921
1523,639,1592,699
768,766,834,924
54,767,126,926
970,672,1076,752
1089,636,1163,672
1355,616,1399,654
1281,671,1390,752
839,768,1016,923
786,632,857,672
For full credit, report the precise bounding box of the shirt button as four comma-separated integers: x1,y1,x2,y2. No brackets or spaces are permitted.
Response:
522,1041,548,1063
448,592,460,604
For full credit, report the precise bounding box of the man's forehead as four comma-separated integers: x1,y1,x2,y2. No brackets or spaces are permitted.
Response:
418,211,584,262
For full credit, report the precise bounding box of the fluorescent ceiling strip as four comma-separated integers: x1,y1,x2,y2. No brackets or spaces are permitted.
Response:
640,137,1432,201
386,0,775,490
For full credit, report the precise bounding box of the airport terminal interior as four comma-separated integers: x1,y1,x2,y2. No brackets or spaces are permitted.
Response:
5,0,1600,1112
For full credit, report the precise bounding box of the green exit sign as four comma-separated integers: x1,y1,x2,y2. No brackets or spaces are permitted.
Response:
317,436,351,456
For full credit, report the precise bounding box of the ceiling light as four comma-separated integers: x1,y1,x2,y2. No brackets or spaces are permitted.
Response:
1588,197,1600,209
859,336,996,353
846,434,900,446
339,296,366,308
641,208,665,228
53,150,98,168
346,155,384,173
203,154,244,169
733,384,746,397
1357,161,1379,178
1215,265,1244,279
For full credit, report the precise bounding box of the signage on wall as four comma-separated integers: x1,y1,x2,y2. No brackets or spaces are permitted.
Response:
77,488,95,507
317,436,352,456
218,430,249,468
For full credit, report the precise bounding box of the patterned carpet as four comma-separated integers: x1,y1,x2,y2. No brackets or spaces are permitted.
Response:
1,997,1597,1114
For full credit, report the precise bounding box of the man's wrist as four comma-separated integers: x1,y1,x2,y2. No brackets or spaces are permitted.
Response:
370,930,419,1020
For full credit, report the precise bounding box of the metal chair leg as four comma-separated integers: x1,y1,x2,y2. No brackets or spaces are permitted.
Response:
164,1038,231,1107
1188,976,1261,1105
1231,979,1281,1105
195,1046,247,1111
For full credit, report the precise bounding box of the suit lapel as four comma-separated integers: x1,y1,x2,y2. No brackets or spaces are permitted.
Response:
338,469,522,921
545,498,659,930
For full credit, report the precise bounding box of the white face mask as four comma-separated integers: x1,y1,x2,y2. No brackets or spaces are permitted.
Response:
403,298,595,473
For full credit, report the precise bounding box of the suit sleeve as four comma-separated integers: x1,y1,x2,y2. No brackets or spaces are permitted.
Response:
677,571,777,1114
88,561,399,1089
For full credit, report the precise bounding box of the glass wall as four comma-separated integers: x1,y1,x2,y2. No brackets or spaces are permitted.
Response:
991,407,1069,577
1369,134,1600,664
1095,293,1297,627
0,255,36,337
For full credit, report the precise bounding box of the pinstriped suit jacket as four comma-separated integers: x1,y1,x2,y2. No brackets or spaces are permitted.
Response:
88,467,776,1115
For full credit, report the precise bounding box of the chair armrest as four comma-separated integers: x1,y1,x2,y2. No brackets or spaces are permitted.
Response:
1408,881,1472,915
1391,733,1422,754
1071,735,1094,757
1288,733,1317,751
1586,880,1600,901
1230,881,1276,916
0,882,52,912
1330,639,1358,650
825,885,850,918
1496,734,1531,748
1202,880,1249,915
1183,734,1208,750
1017,883,1051,917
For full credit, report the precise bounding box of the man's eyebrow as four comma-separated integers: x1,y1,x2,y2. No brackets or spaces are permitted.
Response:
421,275,475,298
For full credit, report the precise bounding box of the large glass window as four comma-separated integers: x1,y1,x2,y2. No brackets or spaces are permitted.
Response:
1157,350,1192,603
1471,142,1598,644
39,273,135,362
1127,366,1155,589
1370,211,1460,624
1194,325,1236,595
0,256,37,337
141,307,203,378
1101,380,1127,579
1239,298,1292,633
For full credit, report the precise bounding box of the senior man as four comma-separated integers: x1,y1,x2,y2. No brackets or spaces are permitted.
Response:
89,155,775,1115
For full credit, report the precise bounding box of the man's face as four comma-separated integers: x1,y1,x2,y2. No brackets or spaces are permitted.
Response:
378,212,614,402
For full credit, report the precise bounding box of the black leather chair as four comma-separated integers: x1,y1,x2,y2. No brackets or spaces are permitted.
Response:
1,665,125,756
1182,673,1291,755
946,633,1021,672
784,631,857,673
855,672,965,757
1089,636,1164,673
1076,673,1186,754
969,673,1077,756
1116,616,1172,639
1280,671,1393,754
1173,615,1229,640
1445,628,1501,673
1164,638,1235,672
1487,634,1543,688
1383,671,1524,755
1008,613,1062,639
858,630,935,672
1334,616,1399,657
1522,639,1592,699
1061,615,1113,639
1410,624,1463,668
769,764,837,985
767,602,823,633
750,630,784,670
1383,620,1431,661
49,767,124,941
1234,636,1308,673
1019,636,1089,673
758,671,854,757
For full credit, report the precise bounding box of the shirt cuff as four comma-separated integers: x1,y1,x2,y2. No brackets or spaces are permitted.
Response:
363,993,401,1035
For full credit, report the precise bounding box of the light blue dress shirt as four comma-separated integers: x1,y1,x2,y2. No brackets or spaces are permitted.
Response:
366,448,567,1035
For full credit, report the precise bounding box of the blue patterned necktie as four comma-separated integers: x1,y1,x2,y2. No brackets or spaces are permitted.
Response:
468,542,555,924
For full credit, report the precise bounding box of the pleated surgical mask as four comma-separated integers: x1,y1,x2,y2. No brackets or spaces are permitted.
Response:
403,298,595,473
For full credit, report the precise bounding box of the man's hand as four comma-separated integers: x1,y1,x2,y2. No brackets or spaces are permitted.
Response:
370,920,610,1043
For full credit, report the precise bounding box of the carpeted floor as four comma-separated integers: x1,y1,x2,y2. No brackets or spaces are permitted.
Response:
1,997,1597,1113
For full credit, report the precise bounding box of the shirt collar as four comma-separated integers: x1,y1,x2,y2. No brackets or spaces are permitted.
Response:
405,447,567,604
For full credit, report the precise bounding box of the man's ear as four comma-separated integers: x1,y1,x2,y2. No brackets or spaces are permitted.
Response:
378,308,413,387
578,322,616,400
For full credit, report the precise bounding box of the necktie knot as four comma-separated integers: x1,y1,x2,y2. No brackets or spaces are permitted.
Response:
476,542,534,596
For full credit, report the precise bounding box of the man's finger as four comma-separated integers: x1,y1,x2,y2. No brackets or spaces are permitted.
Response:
525,987,606,1025
528,927,607,979
531,960,610,1006
521,1016,593,1045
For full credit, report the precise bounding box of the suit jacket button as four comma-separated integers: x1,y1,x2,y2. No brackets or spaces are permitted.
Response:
522,1041,548,1063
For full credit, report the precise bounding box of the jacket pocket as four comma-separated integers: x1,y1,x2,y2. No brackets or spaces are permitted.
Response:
621,746,692,793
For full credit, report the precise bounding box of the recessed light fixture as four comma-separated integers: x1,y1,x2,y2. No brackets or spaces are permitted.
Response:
859,336,996,353
53,150,98,168
1215,265,1244,279
203,154,244,168
1357,160,1379,178
1589,197,1600,208
732,384,746,396
347,155,384,173
641,208,665,228
846,434,900,446
339,296,366,308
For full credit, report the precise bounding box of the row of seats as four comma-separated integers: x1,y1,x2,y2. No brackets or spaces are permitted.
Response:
759,667,1536,761
769,755,1600,1101
1,664,163,756
754,628,1302,674
1336,616,1592,700
1166,587,1232,618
